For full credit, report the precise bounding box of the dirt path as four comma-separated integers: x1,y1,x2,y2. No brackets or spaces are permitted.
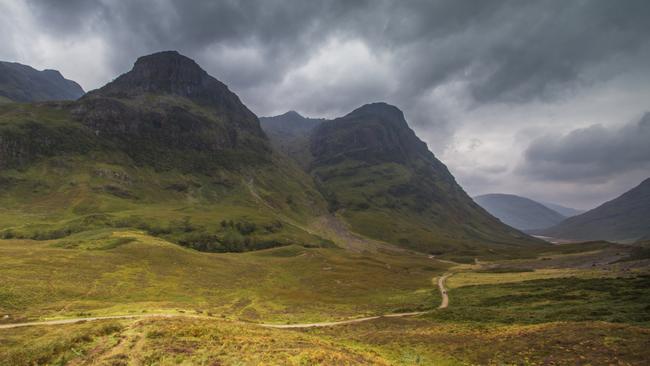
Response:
438,274,450,308
0,275,451,330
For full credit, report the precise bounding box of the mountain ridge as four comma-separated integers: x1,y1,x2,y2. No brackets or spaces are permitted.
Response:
0,61,84,102
536,178,650,242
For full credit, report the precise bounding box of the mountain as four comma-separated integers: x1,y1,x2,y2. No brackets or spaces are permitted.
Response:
540,201,584,217
0,51,328,252
474,194,566,231
73,50,271,170
537,178,650,242
260,111,324,168
307,102,541,258
0,51,541,260
0,61,84,102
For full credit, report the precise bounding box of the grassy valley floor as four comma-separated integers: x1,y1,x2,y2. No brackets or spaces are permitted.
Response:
1,233,649,365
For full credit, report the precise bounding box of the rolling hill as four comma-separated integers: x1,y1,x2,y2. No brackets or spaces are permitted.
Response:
474,193,566,231
0,61,84,102
537,178,650,242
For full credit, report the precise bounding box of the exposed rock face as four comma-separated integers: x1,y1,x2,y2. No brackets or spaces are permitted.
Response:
0,61,84,102
69,51,270,169
83,51,261,132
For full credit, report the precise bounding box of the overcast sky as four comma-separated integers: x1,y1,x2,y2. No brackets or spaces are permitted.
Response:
1,0,649,209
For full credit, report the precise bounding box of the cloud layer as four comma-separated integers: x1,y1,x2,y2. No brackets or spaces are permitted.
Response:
521,113,650,182
1,0,649,208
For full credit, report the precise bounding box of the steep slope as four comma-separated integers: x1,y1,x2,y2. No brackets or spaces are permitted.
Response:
308,102,542,258
474,193,566,231
537,178,650,242
0,51,328,252
260,111,324,168
0,61,84,102
540,201,585,217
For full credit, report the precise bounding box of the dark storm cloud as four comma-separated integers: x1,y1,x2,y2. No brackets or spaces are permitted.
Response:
520,113,650,182
23,0,650,104
7,0,650,207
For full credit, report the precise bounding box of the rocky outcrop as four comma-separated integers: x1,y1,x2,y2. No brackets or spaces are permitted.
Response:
83,51,263,133
311,102,453,181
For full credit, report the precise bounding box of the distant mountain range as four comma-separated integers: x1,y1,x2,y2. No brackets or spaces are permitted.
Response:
0,51,541,261
535,178,650,242
539,202,584,217
474,193,567,231
0,61,84,102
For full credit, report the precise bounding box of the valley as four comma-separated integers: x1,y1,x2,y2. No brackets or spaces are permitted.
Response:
1,233,648,365
0,49,648,365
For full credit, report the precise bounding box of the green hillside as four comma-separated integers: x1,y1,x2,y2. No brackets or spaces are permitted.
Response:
0,53,543,261
0,52,330,253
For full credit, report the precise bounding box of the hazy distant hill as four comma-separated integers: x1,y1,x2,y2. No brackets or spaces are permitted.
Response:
0,61,84,102
260,111,324,168
537,178,650,242
540,202,584,217
474,193,566,231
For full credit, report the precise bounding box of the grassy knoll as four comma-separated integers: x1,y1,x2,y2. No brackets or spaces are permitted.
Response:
0,232,446,324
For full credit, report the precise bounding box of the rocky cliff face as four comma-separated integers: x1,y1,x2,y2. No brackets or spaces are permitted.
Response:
69,51,270,170
311,103,446,169
0,51,271,172
0,61,84,102
83,51,261,132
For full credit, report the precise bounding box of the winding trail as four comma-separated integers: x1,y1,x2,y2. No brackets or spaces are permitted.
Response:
438,273,450,309
0,274,452,330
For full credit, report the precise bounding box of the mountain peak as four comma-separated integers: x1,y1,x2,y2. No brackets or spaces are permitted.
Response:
131,50,203,77
91,50,216,98
281,110,303,118
347,102,405,123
